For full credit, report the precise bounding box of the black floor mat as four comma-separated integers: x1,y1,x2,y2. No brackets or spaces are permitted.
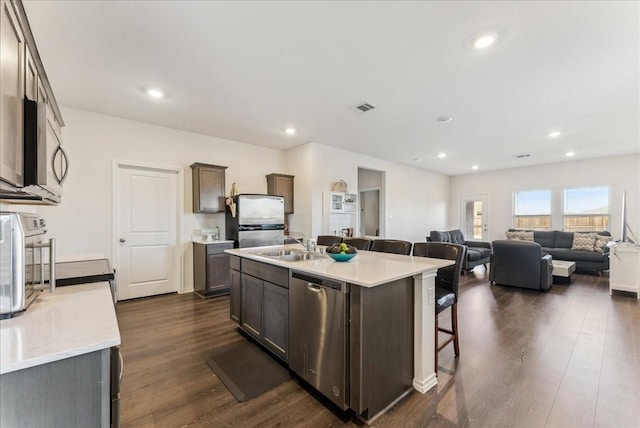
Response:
205,339,291,402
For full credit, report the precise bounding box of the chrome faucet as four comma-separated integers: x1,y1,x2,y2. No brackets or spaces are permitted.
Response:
306,239,317,253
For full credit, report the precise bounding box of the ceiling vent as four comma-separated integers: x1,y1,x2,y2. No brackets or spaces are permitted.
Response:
353,102,376,113
515,154,531,158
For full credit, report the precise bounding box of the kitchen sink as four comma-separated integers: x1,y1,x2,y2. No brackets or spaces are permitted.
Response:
254,249,327,262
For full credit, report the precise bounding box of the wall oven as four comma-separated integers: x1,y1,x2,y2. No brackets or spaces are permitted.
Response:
0,212,55,319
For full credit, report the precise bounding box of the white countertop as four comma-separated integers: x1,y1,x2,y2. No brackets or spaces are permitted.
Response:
0,282,121,375
226,244,453,287
192,239,234,245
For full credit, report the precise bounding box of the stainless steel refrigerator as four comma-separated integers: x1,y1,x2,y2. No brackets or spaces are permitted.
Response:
225,194,285,248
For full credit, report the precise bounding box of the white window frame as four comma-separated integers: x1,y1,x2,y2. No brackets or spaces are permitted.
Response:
561,185,611,232
513,189,552,230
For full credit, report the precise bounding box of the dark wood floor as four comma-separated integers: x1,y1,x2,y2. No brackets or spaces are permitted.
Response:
116,270,640,427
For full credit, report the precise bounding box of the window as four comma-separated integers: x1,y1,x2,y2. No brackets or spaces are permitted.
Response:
514,190,552,230
563,186,610,232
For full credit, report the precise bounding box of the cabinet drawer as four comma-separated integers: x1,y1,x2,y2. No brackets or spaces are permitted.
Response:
242,259,288,288
206,242,233,255
230,255,241,271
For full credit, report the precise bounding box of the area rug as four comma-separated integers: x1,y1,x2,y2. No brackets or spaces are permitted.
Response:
204,339,291,402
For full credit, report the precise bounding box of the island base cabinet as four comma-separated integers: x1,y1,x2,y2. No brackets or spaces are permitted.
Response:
234,259,289,361
241,273,263,339
349,277,414,423
230,266,241,322
263,281,288,359
0,349,112,427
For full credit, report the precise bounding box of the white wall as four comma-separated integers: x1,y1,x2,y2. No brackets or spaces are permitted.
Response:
36,107,285,292
305,143,450,243
449,154,640,242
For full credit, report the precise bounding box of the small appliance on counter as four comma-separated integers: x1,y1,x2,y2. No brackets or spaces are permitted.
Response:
201,226,220,242
0,212,56,319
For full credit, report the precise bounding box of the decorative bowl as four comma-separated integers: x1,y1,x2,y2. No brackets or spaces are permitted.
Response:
327,252,357,262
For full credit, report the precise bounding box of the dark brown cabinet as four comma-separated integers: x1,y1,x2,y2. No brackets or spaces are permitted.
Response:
241,274,263,339
266,173,294,214
191,163,227,213
193,241,233,297
262,281,288,358
229,258,241,323
233,258,289,360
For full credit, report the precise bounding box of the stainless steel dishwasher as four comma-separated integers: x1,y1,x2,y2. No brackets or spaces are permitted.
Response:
289,271,349,410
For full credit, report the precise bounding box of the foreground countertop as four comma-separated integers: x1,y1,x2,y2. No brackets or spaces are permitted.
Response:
226,244,453,287
0,282,120,375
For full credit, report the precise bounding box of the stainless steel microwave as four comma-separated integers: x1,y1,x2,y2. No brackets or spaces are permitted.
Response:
22,99,68,203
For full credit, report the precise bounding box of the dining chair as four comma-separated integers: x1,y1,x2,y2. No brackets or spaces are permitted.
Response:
341,237,373,251
412,242,466,374
369,239,412,255
316,235,342,247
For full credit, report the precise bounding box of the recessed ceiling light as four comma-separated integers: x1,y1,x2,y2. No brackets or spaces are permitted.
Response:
146,88,165,99
565,151,575,157
437,116,453,123
473,33,497,49
548,131,562,138
437,153,447,159
284,127,296,135
471,164,479,170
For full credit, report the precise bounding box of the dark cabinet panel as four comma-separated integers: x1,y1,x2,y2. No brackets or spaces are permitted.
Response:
263,281,288,359
241,273,263,339
232,258,289,361
193,242,233,298
207,253,230,292
230,267,241,323
266,173,294,214
191,163,227,213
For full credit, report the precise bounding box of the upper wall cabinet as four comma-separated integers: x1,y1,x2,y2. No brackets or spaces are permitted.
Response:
0,0,26,189
191,163,227,213
266,173,294,214
0,0,66,203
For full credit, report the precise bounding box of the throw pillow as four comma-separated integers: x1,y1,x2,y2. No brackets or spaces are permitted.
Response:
505,231,520,240
594,234,612,253
518,231,534,241
571,232,596,251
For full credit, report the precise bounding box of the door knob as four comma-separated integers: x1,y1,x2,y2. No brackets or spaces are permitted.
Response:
119,238,126,243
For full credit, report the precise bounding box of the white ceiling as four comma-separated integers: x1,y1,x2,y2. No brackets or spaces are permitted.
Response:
23,1,639,176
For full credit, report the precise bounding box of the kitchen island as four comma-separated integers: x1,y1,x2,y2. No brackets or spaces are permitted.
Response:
226,244,453,423
0,282,120,427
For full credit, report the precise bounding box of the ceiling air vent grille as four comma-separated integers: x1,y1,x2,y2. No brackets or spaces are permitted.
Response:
353,102,376,113
515,154,531,158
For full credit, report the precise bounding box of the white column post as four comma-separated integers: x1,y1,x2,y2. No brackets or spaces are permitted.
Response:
413,270,438,393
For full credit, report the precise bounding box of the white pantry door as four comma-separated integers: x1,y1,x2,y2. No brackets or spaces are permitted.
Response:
115,163,180,300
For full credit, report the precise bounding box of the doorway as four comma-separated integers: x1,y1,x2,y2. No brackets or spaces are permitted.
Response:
114,161,182,300
460,194,489,241
360,189,380,236
358,168,385,237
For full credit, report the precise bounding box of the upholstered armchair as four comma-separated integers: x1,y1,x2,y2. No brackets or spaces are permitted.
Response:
489,240,553,291
428,229,492,272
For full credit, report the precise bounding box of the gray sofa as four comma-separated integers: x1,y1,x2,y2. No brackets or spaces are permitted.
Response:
428,229,492,272
506,229,610,273
490,240,553,291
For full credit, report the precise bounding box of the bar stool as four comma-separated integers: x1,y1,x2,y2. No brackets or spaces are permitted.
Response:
413,242,466,373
